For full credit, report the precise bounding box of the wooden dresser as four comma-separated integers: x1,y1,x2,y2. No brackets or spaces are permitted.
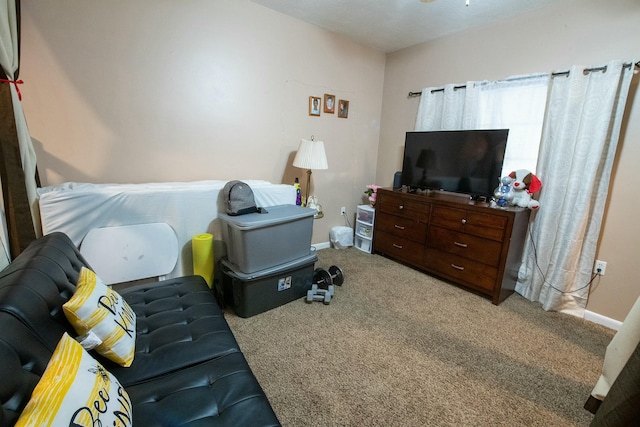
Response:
373,188,530,304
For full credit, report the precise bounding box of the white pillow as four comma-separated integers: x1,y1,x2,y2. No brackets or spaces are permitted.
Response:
63,267,136,367
15,333,133,427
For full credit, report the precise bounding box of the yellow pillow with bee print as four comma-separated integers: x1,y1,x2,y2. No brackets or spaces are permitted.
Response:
15,333,132,427
63,267,136,367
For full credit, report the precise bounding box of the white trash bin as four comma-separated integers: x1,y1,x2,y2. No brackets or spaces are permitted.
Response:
330,226,354,249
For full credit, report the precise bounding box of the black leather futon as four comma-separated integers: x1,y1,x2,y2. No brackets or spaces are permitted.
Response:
0,232,280,426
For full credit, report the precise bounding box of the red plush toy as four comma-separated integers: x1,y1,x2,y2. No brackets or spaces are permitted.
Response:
508,169,542,210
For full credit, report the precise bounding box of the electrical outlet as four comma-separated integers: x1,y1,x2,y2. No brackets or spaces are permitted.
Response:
594,260,607,275
340,206,346,215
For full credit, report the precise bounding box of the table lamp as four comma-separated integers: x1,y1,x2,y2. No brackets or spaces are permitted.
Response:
293,136,328,207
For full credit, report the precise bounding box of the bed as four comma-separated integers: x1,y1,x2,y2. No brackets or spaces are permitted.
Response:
37,180,296,281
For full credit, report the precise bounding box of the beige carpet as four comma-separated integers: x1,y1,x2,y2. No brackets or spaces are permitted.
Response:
224,248,614,427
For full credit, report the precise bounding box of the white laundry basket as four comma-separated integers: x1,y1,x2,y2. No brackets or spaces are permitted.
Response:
330,226,354,249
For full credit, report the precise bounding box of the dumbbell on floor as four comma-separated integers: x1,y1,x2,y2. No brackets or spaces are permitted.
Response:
306,265,344,305
313,265,344,289
327,265,344,286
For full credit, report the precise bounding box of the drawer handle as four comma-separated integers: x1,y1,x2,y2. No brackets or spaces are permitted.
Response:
393,243,403,249
461,219,467,225
454,241,468,248
451,264,465,271
394,224,405,230
398,205,404,210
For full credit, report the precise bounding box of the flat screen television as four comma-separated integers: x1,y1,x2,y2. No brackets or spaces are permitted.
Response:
401,129,509,200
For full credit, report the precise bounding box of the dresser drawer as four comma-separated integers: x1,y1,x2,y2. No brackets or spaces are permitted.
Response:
425,248,497,292
374,230,425,266
430,206,507,241
378,191,430,222
427,226,502,266
376,214,427,244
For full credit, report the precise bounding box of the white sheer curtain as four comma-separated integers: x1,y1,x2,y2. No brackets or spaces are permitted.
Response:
415,75,549,177
472,76,549,175
415,83,474,130
0,0,39,269
515,60,635,316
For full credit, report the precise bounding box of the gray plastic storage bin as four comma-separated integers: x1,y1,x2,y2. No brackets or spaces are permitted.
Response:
219,251,317,318
219,204,315,274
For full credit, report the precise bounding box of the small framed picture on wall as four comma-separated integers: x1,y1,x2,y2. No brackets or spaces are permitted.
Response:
338,99,349,118
324,94,335,114
309,96,321,116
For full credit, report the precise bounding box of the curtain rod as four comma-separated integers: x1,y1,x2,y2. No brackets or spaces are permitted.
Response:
407,61,640,97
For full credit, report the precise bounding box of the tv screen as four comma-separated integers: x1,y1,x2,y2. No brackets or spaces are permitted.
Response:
401,129,509,199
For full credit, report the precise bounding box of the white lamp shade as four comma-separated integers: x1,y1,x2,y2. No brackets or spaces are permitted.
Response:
293,139,328,170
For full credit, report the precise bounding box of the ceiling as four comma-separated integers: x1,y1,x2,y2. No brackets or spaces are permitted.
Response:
249,0,558,53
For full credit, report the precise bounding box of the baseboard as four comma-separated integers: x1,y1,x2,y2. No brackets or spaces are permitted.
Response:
584,310,622,331
312,241,331,250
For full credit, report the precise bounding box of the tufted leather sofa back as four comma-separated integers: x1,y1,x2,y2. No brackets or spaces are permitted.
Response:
0,232,89,426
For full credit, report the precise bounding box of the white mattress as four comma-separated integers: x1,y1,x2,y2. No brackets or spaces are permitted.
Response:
37,180,296,279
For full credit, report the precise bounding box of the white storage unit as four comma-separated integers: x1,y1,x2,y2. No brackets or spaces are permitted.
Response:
354,205,375,253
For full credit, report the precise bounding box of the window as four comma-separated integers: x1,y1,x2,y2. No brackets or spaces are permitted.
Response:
472,75,548,175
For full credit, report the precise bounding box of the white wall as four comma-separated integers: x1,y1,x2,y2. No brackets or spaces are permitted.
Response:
20,0,385,244
379,0,640,322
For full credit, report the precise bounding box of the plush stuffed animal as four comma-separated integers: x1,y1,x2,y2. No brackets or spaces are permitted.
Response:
508,169,542,210
493,175,515,207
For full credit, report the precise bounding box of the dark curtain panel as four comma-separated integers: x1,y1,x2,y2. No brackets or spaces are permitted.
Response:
590,341,640,426
0,0,37,259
